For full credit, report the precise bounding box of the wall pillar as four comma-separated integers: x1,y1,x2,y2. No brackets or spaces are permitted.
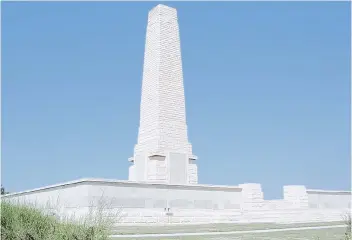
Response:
239,183,264,211
283,185,309,209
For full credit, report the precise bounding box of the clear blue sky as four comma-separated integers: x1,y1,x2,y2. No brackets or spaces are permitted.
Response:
2,2,350,199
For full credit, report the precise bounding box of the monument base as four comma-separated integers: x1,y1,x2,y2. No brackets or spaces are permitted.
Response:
2,178,350,225
128,152,198,185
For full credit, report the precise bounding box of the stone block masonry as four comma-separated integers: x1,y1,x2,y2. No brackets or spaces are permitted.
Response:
129,4,198,185
2,179,350,225
2,4,350,226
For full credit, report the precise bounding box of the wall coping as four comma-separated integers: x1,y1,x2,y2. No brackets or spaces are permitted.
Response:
1,178,243,198
307,189,351,195
3,178,350,199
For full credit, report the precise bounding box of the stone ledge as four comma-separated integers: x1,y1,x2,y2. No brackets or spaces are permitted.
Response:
1,178,242,198
307,189,351,195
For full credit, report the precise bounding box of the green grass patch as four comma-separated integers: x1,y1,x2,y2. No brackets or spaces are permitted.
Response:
1,201,114,240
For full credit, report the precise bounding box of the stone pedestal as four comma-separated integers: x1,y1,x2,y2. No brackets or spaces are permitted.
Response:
129,152,197,185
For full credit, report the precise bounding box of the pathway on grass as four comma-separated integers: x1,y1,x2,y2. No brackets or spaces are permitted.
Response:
110,224,346,238
110,221,343,235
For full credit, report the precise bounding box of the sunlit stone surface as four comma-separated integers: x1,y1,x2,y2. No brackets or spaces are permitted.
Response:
2,4,350,225
128,4,197,185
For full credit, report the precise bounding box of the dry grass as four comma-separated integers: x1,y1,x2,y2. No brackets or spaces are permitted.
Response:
343,213,351,240
1,199,119,240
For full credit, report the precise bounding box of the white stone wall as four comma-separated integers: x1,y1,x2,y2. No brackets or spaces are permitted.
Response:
188,160,198,184
239,183,264,211
85,179,242,211
262,199,294,210
307,189,351,209
2,179,351,225
284,185,309,208
2,182,91,220
2,179,241,218
128,165,136,181
3,183,90,209
147,155,167,182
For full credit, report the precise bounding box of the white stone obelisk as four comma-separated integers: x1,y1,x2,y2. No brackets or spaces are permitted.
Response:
128,4,198,185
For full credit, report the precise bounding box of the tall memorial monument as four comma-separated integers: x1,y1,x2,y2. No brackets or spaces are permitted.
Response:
2,4,350,225
128,4,198,185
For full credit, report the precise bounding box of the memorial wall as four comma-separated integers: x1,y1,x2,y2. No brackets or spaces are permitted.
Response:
86,180,242,210
307,189,351,209
2,178,350,224
3,179,241,210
